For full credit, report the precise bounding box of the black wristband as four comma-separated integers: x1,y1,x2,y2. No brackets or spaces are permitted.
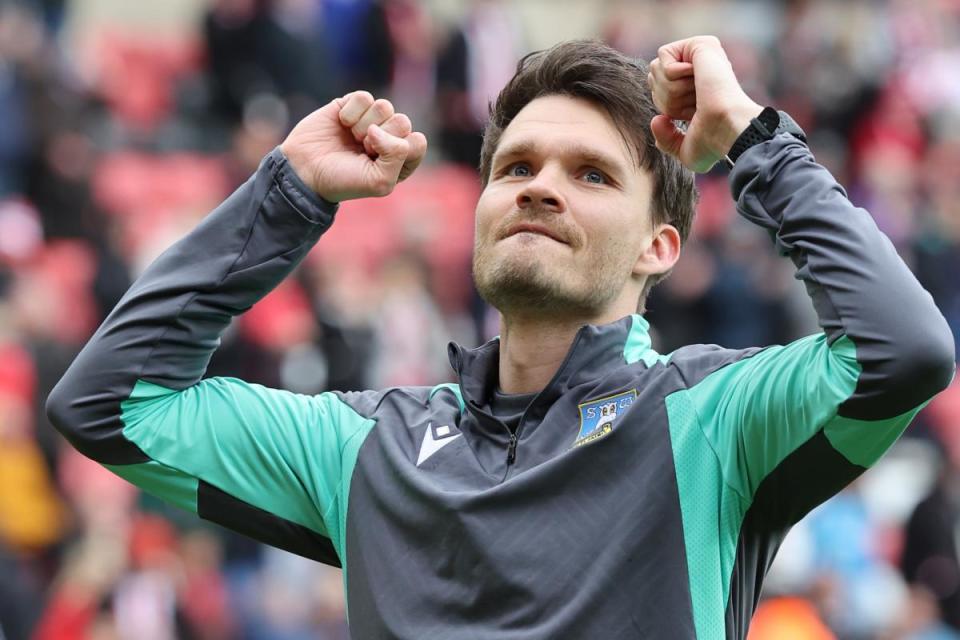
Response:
724,108,806,169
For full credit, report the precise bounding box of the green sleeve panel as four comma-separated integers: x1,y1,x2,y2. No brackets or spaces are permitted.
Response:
665,132,957,639
104,460,199,513
683,334,862,501
667,390,747,640
119,377,376,560
666,332,925,639
823,403,926,467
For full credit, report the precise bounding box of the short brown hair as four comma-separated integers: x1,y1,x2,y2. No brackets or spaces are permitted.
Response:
479,39,697,311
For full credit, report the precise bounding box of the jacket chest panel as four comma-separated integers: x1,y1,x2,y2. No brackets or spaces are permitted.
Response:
345,375,692,633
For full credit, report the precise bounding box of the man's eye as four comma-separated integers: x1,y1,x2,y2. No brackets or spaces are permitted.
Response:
507,163,532,177
583,169,607,184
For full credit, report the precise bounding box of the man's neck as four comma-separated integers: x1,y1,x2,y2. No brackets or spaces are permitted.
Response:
497,311,625,394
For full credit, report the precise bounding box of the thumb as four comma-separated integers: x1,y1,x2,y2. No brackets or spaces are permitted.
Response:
650,115,685,158
367,124,410,186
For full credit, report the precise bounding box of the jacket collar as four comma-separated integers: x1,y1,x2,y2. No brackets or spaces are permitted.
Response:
447,314,649,417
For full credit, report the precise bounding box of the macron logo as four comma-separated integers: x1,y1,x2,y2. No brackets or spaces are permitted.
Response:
417,422,461,466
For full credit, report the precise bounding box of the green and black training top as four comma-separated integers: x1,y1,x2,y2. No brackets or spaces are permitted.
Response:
48,134,956,639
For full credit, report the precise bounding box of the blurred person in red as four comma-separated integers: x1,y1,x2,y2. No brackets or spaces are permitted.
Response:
34,513,234,640
48,35,955,639
0,256,65,637
0,389,65,552
0,341,62,640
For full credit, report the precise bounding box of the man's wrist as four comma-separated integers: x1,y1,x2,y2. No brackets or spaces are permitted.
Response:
724,108,808,168
715,101,764,157
272,148,340,222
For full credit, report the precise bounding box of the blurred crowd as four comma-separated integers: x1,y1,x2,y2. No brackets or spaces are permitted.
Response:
0,0,958,638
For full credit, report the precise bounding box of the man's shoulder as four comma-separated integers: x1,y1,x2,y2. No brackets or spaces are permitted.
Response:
661,341,768,388
328,383,463,421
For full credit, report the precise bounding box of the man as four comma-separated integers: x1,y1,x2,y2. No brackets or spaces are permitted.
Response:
48,36,955,639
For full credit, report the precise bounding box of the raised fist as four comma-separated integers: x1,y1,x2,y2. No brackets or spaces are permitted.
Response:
280,91,428,203
647,36,763,173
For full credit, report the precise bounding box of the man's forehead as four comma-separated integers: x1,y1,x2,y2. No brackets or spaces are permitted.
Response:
494,95,638,168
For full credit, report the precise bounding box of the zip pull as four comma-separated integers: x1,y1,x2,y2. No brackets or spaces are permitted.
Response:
506,434,518,465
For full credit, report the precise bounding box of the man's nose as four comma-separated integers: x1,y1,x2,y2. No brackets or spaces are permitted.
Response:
516,169,565,213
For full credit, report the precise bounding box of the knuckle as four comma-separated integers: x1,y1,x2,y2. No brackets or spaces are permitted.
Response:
407,138,425,159
374,99,394,116
373,178,394,196
392,113,412,133
667,85,693,101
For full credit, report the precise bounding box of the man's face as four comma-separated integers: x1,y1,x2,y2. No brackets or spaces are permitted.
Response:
473,94,656,319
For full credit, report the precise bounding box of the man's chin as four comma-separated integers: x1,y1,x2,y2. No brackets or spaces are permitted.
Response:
475,264,596,318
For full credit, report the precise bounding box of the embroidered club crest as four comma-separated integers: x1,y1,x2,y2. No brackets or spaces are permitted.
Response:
573,389,636,447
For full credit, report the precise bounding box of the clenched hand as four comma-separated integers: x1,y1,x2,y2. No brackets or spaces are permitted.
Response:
280,91,428,203
648,36,763,173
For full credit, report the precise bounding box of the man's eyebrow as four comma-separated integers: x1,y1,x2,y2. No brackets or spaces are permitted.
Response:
492,140,628,174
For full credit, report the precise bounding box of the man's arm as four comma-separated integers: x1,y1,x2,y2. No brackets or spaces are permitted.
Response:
682,134,954,509
46,92,427,564
649,37,955,513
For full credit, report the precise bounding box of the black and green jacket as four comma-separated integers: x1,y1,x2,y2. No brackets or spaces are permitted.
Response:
48,135,956,639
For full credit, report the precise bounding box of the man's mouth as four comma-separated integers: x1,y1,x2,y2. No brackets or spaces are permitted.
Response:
502,223,568,244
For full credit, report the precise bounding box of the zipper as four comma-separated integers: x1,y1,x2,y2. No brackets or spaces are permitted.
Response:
501,327,588,473
506,433,518,465
455,325,592,477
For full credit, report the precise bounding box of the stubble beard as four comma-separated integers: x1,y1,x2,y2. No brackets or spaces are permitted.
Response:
472,240,626,320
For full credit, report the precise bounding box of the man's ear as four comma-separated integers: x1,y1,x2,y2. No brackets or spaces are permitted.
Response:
632,223,681,279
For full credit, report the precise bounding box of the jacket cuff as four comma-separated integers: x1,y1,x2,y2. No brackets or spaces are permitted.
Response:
265,147,339,227
728,133,811,203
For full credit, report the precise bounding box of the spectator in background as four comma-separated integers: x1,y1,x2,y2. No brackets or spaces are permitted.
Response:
0,541,43,640
0,3,45,197
914,140,960,362
0,388,66,554
204,0,337,125
320,0,393,97
383,0,435,131
0,343,57,640
369,251,451,388
435,0,522,167
902,385,960,633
